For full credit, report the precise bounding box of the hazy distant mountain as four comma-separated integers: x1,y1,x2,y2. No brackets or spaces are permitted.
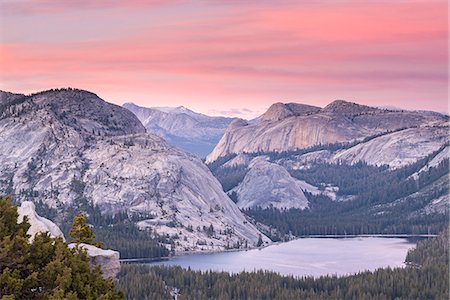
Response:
0,88,266,252
123,103,235,157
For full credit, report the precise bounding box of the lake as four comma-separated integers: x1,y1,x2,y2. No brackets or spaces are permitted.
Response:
143,237,417,277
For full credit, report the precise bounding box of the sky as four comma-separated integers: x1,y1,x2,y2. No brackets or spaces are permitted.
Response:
0,0,448,118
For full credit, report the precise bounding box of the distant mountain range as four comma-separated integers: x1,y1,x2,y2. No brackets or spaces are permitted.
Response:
123,103,235,157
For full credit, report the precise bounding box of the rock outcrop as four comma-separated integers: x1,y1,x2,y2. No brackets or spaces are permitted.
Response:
16,199,120,279
231,159,309,210
260,102,321,122
17,201,65,241
68,243,120,279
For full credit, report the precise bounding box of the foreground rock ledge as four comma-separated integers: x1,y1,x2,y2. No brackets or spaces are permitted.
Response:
17,201,120,279
69,243,120,279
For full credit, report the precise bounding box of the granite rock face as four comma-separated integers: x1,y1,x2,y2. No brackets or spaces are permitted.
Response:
0,89,267,252
232,159,309,210
16,198,121,279
68,243,120,279
206,100,448,164
17,201,65,241
330,126,449,168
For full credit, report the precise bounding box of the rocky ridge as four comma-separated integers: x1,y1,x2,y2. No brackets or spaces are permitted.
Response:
0,89,267,252
207,100,448,212
206,100,448,164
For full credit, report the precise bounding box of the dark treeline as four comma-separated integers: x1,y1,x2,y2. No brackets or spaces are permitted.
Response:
246,203,447,238
210,165,249,192
246,150,449,237
406,229,448,266
246,181,447,237
34,199,170,259
117,231,449,299
289,146,448,198
94,223,170,259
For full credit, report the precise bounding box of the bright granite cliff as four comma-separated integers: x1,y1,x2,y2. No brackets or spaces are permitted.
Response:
230,158,309,210
206,100,448,164
17,200,120,279
0,89,267,252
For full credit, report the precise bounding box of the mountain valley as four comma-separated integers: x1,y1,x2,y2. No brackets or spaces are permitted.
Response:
1,89,448,258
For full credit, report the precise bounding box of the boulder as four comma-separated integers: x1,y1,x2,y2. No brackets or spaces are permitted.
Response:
69,243,120,279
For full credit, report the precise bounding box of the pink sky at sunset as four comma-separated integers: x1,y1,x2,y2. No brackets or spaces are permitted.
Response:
0,0,448,118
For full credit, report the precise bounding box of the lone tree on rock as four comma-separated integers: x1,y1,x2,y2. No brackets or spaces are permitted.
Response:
70,212,104,248
70,212,96,244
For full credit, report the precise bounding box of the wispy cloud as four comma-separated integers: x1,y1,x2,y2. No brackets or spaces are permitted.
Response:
0,0,447,114
208,108,258,118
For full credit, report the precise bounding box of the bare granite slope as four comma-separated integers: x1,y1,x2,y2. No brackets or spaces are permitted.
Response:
0,88,267,252
206,100,448,164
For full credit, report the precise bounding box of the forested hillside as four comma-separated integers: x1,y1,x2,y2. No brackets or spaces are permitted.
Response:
34,199,171,259
246,156,448,237
208,144,449,238
117,230,449,299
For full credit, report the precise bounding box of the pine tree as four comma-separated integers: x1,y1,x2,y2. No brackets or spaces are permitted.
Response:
256,234,263,247
69,213,96,245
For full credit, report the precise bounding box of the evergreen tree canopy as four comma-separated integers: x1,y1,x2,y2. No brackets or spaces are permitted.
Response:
70,213,95,244
0,196,123,299
70,212,103,248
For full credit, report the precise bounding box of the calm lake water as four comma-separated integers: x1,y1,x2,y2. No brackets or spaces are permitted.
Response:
144,237,417,277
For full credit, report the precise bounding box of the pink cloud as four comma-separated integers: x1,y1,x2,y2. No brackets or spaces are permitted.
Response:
0,1,447,116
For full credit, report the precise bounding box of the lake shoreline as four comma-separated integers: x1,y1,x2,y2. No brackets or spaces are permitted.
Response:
120,234,429,263
297,233,437,238
121,237,417,278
